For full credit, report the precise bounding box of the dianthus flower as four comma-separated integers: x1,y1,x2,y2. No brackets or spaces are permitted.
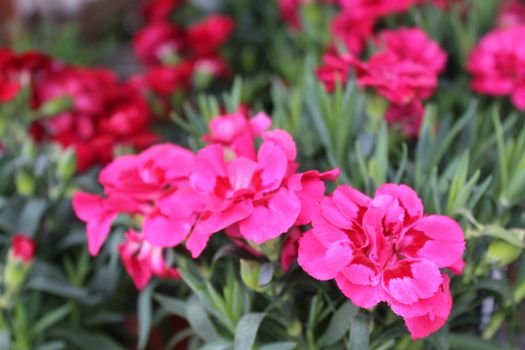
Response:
141,0,182,23
73,143,196,256
187,127,338,257
497,1,525,28
317,28,446,136
331,11,375,55
298,184,465,339
354,28,447,104
119,230,180,289
32,66,157,171
203,111,272,158
185,15,235,57
133,22,185,65
338,0,416,19
467,25,525,110
10,235,36,264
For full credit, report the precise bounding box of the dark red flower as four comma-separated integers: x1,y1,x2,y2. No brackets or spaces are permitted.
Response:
133,22,186,65
141,0,182,23
145,62,194,96
186,15,235,57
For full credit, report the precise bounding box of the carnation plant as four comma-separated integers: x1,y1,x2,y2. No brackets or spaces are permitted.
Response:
1,0,525,349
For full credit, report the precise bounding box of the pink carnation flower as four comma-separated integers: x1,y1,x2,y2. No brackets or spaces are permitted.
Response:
187,129,338,257
355,27,447,104
203,111,272,158
118,230,180,290
316,53,354,93
497,1,525,28
467,25,525,110
298,183,465,339
331,11,375,55
73,143,197,256
338,0,416,19
133,22,185,65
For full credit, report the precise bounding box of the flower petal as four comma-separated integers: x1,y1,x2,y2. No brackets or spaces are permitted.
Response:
239,188,300,244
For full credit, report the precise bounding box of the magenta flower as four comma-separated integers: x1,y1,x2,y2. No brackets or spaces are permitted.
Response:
10,235,36,264
467,25,525,110
298,183,465,339
118,230,180,290
203,111,272,159
73,143,196,256
338,0,416,19
355,27,447,104
331,11,375,55
187,131,301,257
133,22,185,65
187,128,338,257
498,1,525,28
317,27,446,137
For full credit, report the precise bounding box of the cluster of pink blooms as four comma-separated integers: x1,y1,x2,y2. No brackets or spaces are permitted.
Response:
317,27,447,136
279,0,461,53
298,184,465,339
73,109,466,339
0,48,157,172
72,110,339,288
308,0,455,137
467,1,525,111
133,0,234,102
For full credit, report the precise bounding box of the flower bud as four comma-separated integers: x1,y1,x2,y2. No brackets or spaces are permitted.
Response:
2,235,35,308
10,235,36,264
240,259,261,291
15,169,35,196
56,147,77,180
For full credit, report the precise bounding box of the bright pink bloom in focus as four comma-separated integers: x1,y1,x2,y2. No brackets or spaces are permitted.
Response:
118,230,180,290
73,143,196,255
10,235,36,263
298,183,465,339
187,128,338,257
203,111,272,158
467,26,525,110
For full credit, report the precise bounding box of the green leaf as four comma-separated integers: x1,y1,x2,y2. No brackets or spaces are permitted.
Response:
17,199,47,237
348,314,369,350
137,282,156,350
31,304,71,337
186,295,220,343
468,225,525,248
35,341,66,350
449,334,516,350
51,326,125,350
487,240,522,266
319,301,359,346
154,293,186,318
258,263,274,287
234,313,266,350
0,330,11,350
259,341,297,350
